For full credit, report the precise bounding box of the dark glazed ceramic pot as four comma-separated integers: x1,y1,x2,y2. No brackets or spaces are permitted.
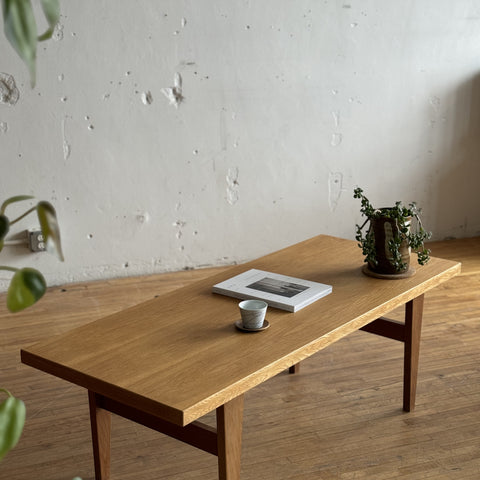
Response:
368,216,411,275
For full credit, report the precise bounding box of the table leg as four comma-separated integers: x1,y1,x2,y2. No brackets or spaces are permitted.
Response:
403,294,424,412
216,395,244,480
289,363,300,374
88,391,112,480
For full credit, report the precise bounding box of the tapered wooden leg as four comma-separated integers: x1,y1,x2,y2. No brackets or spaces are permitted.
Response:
289,363,300,374
88,391,112,480
403,295,424,412
216,395,244,480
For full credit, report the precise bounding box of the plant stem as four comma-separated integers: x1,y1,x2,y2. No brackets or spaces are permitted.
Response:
0,388,12,397
358,218,369,231
9,207,36,226
0,266,19,273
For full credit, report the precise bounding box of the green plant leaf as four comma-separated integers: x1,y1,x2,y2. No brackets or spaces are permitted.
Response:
38,0,60,41
0,214,9,247
0,195,34,215
36,201,64,261
2,0,38,87
0,212,10,252
0,388,26,460
7,267,46,312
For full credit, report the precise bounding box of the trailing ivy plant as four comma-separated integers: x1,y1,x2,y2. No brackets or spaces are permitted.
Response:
2,0,60,87
354,187,432,272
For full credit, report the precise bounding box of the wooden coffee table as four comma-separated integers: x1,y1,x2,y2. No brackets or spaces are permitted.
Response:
21,235,460,479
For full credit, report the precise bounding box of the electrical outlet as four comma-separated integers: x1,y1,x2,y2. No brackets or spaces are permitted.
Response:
28,229,46,252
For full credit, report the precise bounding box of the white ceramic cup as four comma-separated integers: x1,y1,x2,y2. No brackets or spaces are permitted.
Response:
239,300,268,329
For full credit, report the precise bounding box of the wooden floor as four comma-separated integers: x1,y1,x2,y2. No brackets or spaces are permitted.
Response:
1,237,480,479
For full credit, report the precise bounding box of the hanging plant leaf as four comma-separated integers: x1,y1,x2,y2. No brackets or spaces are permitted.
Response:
0,195,34,215
36,201,64,261
38,0,60,41
7,267,47,312
0,389,26,460
1,0,38,87
0,214,9,252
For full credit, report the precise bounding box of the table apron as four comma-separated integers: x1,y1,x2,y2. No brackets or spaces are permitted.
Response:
93,392,219,455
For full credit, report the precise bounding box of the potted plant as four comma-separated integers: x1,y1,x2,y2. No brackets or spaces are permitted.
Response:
353,187,431,277
1,3,81,478
0,195,63,462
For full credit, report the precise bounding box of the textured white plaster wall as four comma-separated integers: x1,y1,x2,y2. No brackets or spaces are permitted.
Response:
1,0,480,288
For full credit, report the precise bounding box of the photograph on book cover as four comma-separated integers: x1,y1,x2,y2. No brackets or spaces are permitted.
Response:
246,277,310,298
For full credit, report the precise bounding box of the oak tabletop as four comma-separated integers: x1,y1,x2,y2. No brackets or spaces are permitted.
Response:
21,235,461,426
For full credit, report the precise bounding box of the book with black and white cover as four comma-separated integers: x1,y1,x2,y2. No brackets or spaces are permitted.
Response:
212,269,332,312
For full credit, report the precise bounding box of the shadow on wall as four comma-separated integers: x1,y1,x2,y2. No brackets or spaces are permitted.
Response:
435,73,480,239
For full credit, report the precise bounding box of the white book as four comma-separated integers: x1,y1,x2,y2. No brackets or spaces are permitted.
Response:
212,269,332,312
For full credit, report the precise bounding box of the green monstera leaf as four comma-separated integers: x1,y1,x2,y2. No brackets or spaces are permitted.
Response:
0,389,26,461
6,267,47,313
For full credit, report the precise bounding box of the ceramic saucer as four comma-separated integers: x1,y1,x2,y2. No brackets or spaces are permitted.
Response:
234,319,270,332
362,264,416,279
